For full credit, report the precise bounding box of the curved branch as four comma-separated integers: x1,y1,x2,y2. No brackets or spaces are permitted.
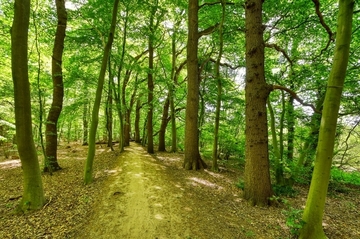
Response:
312,0,334,54
272,85,320,113
265,43,293,65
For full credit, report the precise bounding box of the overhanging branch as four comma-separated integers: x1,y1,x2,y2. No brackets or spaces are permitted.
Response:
272,85,320,113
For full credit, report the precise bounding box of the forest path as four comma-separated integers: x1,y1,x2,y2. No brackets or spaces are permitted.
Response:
78,143,187,239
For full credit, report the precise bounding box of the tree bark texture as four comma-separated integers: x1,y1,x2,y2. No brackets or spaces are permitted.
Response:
11,0,45,210
300,0,354,238
184,0,207,170
243,0,273,206
44,0,67,172
84,0,120,184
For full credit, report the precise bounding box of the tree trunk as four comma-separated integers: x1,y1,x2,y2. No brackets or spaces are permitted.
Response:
299,1,353,238
11,0,45,211
84,0,120,184
106,59,114,150
82,99,88,145
124,109,131,146
212,0,225,172
268,98,284,185
184,0,207,170
135,99,142,143
44,0,67,173
147,7,155,154
297,95,324,167
158,94,170,151
243,0,273,206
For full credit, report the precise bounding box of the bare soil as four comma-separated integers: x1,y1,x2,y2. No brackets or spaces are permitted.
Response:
0,142,359,238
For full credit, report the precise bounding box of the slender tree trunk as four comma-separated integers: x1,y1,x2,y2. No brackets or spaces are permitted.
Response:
184,0,207,170
286,95,295,161
82,99,88,145
106,58,114,150
124,109,131,146
268,98,284,185
84,0,120,184
44,0,67,173
135,99,142,143
212,0,225,172
243,0,273,206
297,95,324,167
300,1,353,237
11,0,45,211
158,94,170,151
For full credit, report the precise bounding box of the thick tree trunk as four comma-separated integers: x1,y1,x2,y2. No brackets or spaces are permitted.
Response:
158,95,170,151
300,1,353,238
243,0,273,206
11,0,45,211
84,0,120,184
44,0,67,173
212,0,225,172
147,7,155,154
183,0,207,170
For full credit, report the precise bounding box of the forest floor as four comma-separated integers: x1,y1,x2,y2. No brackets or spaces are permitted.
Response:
0,142,359,239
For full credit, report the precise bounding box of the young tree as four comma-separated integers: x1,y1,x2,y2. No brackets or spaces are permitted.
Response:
299,0,354,238
44,0,67,173
11,0,45,211
243,0,273,206
84,0,120,184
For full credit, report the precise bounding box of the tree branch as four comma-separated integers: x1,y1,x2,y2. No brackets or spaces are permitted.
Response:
198,23,219,38
265,43,293,65
312,0,334,53
209,58,241,70
272,85,320,113
199,1,235,10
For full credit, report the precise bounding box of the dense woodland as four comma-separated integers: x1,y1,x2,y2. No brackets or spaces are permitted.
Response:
1,0,360,238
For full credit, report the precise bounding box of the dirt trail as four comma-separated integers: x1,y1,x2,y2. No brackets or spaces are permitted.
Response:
78,144,187,239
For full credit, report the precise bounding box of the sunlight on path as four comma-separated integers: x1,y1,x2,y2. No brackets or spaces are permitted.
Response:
77,143,185,239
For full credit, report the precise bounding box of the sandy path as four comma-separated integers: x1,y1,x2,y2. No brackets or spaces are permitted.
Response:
78,144,186,239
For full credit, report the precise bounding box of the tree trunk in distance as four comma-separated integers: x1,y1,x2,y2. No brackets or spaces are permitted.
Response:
84,0,120,184
82,100,88,145
44,0,67,173
158,94,170,151
135,99,141,143
297,94,324,167
184,0,207,170
11,0,45,211
299,0,354,238
243,0,273,206
124,109,131,146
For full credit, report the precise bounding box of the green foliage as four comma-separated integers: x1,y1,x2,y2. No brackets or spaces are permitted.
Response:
273,184,297,197
331,167,360,186
282,206,306,238
236,179,244,190
293,165,313,185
